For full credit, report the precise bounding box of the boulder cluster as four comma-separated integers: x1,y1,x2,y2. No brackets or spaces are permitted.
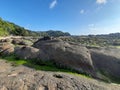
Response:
1,36,120,83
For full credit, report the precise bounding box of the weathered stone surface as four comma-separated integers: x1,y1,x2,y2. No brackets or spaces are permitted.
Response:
0,42,14,56
0,60,120,90
12,39,29,45
8,37,120,86
89,47,120,79
33,39,94,75
12,39,22,44
14,46,40,60
0,60,12,73
0,38,11,43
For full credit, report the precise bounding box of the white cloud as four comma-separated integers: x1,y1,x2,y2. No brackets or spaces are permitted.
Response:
49,0,57,9
96,0,107,4
80,9,85,14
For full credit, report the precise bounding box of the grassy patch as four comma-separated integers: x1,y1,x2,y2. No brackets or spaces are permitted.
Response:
115,46,120,48
2,55,120,83
99,69,120,84
1,55,27,66
0,54,93,80
1,54,88,77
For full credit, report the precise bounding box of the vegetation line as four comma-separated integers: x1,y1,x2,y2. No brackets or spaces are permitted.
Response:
0,54,91,78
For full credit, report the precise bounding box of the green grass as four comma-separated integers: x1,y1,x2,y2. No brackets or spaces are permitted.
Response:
2,55,120,84
115,46,120,48
0,54,93,80
2,55,120,83
2,55,28,65
1,55,87,76
99,69,120,84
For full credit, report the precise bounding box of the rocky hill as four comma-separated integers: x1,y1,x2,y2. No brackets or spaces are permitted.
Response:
1,36,120,90
1,18,120,90
59,33,120,47
0,17,70,37
0,18,39,36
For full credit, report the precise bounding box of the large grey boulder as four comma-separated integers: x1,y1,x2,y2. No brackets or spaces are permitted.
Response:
0,38,11,43
12,39,33,46
33,39,94,75
89,47,120,80
0,42,14,56
14,46,40,60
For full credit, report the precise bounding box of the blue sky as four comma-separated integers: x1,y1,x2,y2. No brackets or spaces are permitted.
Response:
0,0,120,35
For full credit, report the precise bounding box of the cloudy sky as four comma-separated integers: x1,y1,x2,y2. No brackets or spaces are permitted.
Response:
0,0,120,35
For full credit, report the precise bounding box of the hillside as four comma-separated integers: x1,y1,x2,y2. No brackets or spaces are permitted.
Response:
37,30,70,37
59,33,120,47
1,36,120,89
0,17,70,37
0,17,39,36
